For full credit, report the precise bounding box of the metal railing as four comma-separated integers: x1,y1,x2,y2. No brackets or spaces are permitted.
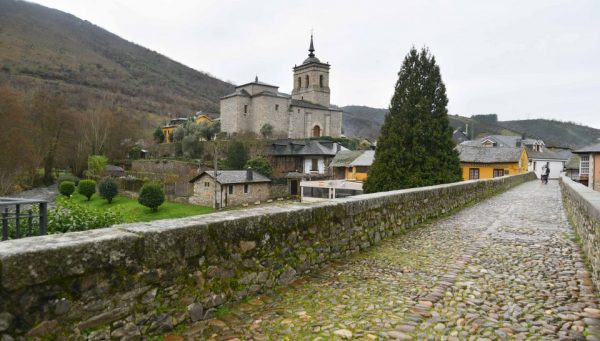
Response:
0,198,48,241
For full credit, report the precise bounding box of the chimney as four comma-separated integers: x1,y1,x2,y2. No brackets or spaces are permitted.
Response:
246,167,253,181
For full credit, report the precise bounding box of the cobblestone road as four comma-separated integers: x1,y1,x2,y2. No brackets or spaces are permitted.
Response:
182,181,600,340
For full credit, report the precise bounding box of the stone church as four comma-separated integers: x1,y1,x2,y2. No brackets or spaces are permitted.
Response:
220,35,343,139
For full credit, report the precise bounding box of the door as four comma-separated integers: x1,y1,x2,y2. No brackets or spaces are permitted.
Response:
290,180,298,196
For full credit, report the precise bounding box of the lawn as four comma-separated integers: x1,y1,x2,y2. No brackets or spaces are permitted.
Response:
70,193,213,223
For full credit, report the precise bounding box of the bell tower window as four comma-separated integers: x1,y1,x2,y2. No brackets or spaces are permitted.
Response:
319,75,324,87
305,75,309,88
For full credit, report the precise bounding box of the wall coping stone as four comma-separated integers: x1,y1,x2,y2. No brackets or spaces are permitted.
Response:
0,174,530,292
561,175,600,222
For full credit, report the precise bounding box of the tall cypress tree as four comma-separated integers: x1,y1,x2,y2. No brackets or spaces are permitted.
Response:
364,47,461,193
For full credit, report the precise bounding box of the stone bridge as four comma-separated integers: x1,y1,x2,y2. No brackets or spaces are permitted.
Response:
2,173,600,340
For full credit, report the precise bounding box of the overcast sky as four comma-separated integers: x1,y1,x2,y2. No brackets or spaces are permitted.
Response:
30,0,600,128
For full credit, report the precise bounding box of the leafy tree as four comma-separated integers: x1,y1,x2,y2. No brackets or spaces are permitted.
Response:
225,140,249,169
153,127,165,143
78,179,97,201
182,135,203,158
59,181,75,197
87,155,108,178
364,47,462,193
260,123,273,139
198,121,220,141
245,157,273,178
173,126,185,142
98,177,119,203
138,183,165,211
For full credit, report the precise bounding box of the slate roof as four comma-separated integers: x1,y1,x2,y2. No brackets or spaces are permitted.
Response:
221,88,251,99
574,141,600,153
458,146,525,163
235,79,278,89
461,135,524,148
526,147,567,161
350,150,375,167
330,150,363,167
268,139,342,156
452,129,469,144
189,171,271,184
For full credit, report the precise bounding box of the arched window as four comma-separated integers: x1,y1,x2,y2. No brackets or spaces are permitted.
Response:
298,77,301,89
305,75,309,87
312,125,321,137
319,75,324,87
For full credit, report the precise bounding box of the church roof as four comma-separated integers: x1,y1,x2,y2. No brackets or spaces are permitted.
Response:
290,99,342,112
235,77,278,89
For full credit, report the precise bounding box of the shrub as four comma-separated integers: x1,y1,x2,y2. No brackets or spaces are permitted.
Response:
245,157,273,178
87,155,108,178
57,174,79,186
98,177,119,203
78,179,97,201
138,183,165,211
59,181,75,197
48,197,123,234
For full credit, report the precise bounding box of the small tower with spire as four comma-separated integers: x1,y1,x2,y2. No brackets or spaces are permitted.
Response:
291,33,331,107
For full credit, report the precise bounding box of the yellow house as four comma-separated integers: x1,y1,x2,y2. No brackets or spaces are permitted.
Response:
458,146,529,180
330,150,374,181
161,114,216,144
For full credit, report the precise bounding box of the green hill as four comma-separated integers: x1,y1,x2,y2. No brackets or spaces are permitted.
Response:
0,0,234,117
342,106,600,148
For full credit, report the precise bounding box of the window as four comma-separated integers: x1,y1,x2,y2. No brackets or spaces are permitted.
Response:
469,168,480,180
204,182,210,188
244,184,249,193
533,161,537,170
298,77,301,88
311,159,319,171
581,155,590,175
319,75,324,87
305,75,309,87
312,125,321,137
228,185,233,194
275,104,279,111
244,105,248,114
355,166,369,173
493,169,505,178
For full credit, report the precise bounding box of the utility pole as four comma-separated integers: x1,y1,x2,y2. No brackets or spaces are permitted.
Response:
213,141,219,210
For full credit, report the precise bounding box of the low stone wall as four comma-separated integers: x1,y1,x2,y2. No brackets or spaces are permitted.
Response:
0,173,535,339
560,175,600,291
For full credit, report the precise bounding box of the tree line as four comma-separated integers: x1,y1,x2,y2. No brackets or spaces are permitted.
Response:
0,85,144,194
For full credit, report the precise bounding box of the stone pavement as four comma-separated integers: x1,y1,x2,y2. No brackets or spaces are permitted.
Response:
179,180,600,340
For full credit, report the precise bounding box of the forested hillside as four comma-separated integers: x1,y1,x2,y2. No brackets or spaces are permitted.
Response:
0,0,234,117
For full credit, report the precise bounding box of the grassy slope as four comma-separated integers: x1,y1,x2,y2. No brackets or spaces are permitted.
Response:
71,193,213,223
0,0,234,118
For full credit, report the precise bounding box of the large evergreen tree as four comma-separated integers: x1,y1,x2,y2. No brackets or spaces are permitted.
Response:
364,47,462,193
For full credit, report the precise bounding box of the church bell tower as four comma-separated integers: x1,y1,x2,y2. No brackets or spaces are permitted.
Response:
291,34,331,107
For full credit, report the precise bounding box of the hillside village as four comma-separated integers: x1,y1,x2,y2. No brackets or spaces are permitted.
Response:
3,1,600,340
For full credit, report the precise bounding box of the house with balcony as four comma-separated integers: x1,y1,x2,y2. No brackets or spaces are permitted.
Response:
573,141,600,191
266,139,345,195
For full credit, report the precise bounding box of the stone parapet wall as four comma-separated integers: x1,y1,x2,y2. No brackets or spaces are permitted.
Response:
0,173,535,339
560,175,600,291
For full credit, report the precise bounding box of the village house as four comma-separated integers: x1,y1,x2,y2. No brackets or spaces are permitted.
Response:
330,150,374,181
220,35,343,139
161,113,217,143
565,154,582,183
573,141,600,191
460,135,568,179
189,170,271,208
266,139,344,195
457,145,529,180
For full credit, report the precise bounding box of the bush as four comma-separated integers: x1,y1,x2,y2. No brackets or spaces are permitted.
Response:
57,174,79,186
78,179,97,201
245,157,273,178
59,181,75,197
138,183,165,211
98,177,119,203
48,197,123,234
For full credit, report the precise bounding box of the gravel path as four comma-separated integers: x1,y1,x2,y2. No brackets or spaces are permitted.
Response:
182,180,600,340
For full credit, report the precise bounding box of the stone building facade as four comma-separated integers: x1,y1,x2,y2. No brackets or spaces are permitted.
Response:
221,35,343,139
189,170,271,208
